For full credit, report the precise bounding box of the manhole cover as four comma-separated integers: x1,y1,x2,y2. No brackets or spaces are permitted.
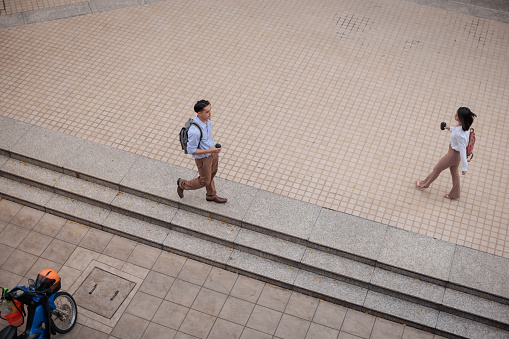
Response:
74,267,136,319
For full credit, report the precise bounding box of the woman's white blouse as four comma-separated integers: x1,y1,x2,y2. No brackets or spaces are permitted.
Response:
450,126,470,172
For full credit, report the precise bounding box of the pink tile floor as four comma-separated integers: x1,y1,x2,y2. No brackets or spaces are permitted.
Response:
0,0,508,257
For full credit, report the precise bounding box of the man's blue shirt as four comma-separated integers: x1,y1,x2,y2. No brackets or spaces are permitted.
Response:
187,116,215,159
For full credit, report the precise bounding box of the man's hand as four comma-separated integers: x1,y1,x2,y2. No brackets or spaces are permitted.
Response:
462,171,466,175
192,146,222,156
210,146,222,154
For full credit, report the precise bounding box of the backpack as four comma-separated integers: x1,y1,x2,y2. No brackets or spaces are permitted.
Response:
466,128,475,162
179,119,203,154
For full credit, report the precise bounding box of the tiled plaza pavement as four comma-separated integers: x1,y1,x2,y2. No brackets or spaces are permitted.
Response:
0,0,508,265
0,198,446,339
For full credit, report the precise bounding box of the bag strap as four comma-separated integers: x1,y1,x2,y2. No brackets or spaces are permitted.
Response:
13,299,25,317
467,128,475,162
189,122,204,149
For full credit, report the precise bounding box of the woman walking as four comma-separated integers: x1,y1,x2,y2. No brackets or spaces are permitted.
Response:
415,107,477,199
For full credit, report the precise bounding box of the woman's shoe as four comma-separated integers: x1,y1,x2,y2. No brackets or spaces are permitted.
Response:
444,194,459,200
414,181,425,189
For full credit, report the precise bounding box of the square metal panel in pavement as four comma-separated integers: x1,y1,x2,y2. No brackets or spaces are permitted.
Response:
74,267,136,319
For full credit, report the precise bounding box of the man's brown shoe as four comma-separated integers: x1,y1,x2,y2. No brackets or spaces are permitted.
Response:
177,178,184,198
206,196,227,203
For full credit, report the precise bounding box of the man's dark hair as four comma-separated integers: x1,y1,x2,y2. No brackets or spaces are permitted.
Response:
457,107,477,131
194,100,211,113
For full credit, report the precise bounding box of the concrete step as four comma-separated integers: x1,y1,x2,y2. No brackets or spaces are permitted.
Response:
1,153,505,301
1,161,508,338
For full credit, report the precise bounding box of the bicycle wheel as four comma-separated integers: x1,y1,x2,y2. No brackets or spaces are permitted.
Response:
51,291,77,334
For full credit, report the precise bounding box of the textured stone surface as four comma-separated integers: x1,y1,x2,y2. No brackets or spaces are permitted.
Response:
0,13,25,29
301,248,374,283
10,125,85,169
0,176,54,208
111,192,177,224
471,0,509,12
55,174,118,205
442,288,509,324
89,0,144,13
364,291,439,328
1,157,62,188
0,155,10,168
171,209,240,243
180,176,260,225
0,117,32,152
45,194,110,226
467,319,509,338
235,228,306,262
242,190,322,241
294,270,367,306
449,245,509,299
102,212,168,245
119,156,194,204
65,140,141,185
377,226,456,281
23,3,92,24
408,0,509,23
227,250,299,285
309,208,387,261
435,312,470,338
370,267,445,304
163,230,232,264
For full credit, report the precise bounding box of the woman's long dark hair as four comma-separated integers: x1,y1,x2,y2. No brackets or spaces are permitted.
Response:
457,107,477,131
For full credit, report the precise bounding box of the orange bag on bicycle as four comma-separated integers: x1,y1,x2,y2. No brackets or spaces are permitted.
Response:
1,299,24,327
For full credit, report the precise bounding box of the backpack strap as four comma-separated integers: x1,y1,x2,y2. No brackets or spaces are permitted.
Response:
189,122,204,149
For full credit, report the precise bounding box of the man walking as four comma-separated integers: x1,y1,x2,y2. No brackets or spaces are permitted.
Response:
177,100,227,203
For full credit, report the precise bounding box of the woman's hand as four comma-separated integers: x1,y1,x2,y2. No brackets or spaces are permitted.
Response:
462,171,466,175
445,125,450,130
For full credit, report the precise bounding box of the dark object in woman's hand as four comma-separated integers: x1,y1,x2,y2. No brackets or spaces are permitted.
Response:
440,122,446,130
215,143,221,148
